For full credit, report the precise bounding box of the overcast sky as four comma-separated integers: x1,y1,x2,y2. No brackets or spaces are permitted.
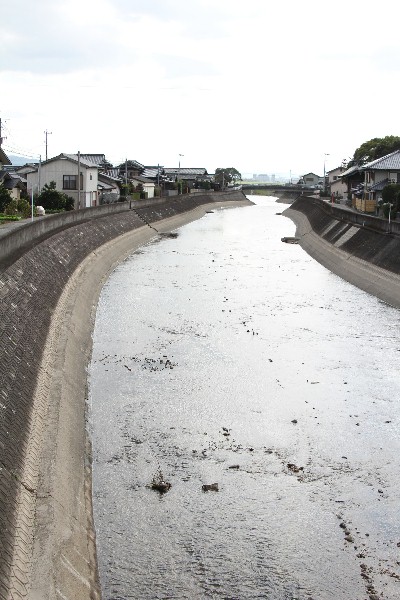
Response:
1,0,399,177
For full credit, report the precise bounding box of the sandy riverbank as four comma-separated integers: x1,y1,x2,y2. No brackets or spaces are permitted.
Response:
28,198,252,599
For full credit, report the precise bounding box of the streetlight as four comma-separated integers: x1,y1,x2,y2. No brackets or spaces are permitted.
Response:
323,153,329,196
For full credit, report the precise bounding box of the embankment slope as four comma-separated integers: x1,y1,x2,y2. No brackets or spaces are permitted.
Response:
284,196,400,308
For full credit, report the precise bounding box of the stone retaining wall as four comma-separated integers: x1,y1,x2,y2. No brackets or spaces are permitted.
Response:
0,191,248,599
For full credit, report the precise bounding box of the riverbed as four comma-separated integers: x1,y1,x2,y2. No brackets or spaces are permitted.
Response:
89,195,400,599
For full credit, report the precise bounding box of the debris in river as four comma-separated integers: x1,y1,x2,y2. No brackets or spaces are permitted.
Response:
287,463,304,474
228,465,240,470
150,469,171,494
159,232,179,238
281,236,299,244
202,483,219,492
291,419,298,424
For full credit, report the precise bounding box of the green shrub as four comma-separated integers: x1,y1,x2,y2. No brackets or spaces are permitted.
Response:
37,181,74,211
0,185,12,212
4,198,32,218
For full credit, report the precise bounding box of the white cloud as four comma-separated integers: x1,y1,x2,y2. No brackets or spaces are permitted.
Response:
1,0,400,175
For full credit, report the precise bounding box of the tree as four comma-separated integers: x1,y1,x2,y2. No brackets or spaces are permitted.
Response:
0,184,12,212
214,168,242,187
381,183,400,216
37,181,74,211
349,136,400,167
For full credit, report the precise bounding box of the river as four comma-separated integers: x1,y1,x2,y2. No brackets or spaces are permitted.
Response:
89,195,400,599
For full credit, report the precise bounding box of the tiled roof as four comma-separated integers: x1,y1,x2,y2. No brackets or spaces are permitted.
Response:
62,153,100,168
370,178,389,191
131,175,154,184
143,167,164,179
117,159,144,171
340,165,360,177
164,168,207,176
99,168,121,180
363,150,400,170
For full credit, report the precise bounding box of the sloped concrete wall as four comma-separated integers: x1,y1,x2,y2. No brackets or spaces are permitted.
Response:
284,196,400,308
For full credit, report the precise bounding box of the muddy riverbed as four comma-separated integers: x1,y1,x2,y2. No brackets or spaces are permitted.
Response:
89,196,400,599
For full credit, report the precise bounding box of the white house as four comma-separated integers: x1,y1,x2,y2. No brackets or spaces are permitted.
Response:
299,172,323,187
130,175,155,199
26,153,100,208
327,166,347,199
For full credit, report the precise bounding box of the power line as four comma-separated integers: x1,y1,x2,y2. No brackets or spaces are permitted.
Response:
2,144,40,160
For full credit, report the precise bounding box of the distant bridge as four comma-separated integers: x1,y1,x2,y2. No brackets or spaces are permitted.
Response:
241,184,314,195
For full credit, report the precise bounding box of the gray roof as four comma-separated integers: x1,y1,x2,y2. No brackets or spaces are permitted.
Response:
164,168,208,177
370,178,389,191
143,166,164,179
117,159,144,171
99,168,122,181
363,150,400,170
340,165,361,177
131,175,154,184
62,153,100,168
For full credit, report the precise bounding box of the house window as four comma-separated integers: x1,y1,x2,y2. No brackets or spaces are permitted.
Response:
63,174,83,189
63,175,77,190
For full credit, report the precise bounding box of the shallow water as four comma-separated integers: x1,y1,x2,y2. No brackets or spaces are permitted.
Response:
90,196,400,599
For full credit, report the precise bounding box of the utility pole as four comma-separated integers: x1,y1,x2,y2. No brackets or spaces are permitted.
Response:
178,154,184,193
44,130,52,161
78,151,81,209
0,118,7,147
323,153,329,196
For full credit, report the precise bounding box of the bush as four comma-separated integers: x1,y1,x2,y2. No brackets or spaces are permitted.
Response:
4,198,32,218
382,183,400,214
37,181,74,211
0,185,12,212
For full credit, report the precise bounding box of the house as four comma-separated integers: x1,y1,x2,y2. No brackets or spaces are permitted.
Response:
26,153,100,208
117,159,145,179
0,169,27,201
97,171,121,204
163,167,210,189
341,150,400,213
327,166,347,200
299,172,323,188
129,175,155,199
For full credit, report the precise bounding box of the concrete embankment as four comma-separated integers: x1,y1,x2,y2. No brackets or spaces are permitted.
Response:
284,196,400,308
0,191,251,600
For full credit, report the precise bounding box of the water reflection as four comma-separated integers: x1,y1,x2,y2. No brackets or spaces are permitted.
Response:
90,196,400,599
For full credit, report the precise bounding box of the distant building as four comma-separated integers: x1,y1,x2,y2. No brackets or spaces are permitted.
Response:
300,172,323,187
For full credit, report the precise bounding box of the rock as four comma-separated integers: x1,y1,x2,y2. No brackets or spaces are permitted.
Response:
202,483,219,492
291,419,298,424
344,535,354,543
